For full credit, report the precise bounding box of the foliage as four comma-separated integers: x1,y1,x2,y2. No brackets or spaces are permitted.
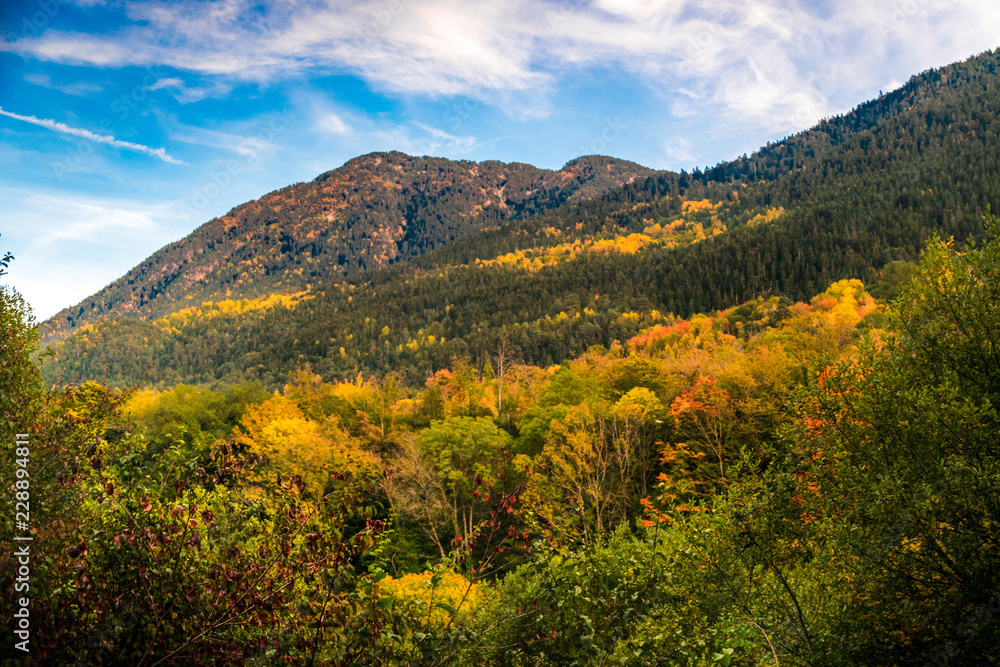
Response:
3,379,397,664
11,50,1000,664
775,226,1000,664
468,523,732,667
234,394,378,495
387,416,513,559
7,221,1000,664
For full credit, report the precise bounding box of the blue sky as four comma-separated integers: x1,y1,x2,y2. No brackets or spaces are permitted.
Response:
2,0,999,321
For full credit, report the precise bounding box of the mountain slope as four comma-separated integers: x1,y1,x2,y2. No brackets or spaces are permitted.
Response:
40,48,1000,389
40,153,654,342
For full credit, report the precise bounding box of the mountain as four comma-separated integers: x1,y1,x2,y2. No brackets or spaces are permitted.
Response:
40,152,654,342
40,48,1000,389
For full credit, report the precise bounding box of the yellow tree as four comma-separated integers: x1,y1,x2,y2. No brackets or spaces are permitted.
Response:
425,359,493,418
234,395,376,496
667,377,733,483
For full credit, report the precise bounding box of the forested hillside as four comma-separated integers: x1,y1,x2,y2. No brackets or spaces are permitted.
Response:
5,224,999,664
39,49,1000,390
40,153,654,342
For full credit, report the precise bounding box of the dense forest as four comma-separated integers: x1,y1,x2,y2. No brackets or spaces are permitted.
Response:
38,49,1000,389
3,223,1000,664
40,154,653,343
4,47,1000,666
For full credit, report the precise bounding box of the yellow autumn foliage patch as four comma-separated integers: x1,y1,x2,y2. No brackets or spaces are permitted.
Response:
379,569,479,626
235,395,378,494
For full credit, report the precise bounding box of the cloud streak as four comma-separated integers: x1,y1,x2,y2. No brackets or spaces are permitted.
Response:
9,0,1000,137
0,106,184,164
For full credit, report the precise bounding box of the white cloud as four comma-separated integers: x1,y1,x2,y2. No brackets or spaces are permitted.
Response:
297,89,483,158
172,122,279,156
22,73,50,86
663,136,696,165
155,77,232,104
0,106,184,164
318,111,351,135
16,32,133,67
23,72,104,95
149,77,184,90
26,196,160,245
410,122,478,153
7,0,1000,134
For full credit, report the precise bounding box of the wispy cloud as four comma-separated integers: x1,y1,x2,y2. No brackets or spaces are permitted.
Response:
0,187,179,319
25,195,161,245
0,106,184,164
318,111,351,135
171,122,276,156
23,72,104,96
411,122,477,152
296,88,483,158
146,76,230,103
10,0,1000,127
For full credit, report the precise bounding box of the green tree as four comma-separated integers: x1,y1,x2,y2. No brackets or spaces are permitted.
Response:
389,417,511,557
783,223,1000,663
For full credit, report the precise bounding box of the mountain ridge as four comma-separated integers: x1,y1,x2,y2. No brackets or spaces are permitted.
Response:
39,48,1000,388
40,152,655,342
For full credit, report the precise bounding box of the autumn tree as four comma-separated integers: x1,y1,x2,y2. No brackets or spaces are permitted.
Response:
388,416,510,557
522,389,662,543
234,394,377,496
784,228,1000,663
